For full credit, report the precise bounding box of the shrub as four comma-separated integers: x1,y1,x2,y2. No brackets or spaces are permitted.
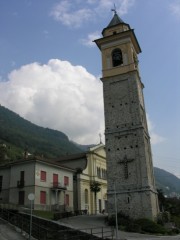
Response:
135,218,166,234
125,222,141,233
172,216,180,229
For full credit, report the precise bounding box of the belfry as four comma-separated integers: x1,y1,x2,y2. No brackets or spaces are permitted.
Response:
94,12,159,219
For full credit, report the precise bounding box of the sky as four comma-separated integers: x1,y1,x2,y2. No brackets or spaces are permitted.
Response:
0,0,179,178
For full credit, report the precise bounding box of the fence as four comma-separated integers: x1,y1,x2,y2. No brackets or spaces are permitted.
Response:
0,208,114,240
0,203,68,212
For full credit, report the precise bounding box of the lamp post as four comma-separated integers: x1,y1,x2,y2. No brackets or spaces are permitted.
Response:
28,193,35,240
114,182,119,240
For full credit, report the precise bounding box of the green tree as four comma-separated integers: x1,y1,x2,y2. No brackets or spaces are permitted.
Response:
0,144,8,163
157,189,166,211
90,181,101,214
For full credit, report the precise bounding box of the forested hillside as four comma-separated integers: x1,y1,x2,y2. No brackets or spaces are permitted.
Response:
154,167,180,196
0,105,179,197
0,105,81,159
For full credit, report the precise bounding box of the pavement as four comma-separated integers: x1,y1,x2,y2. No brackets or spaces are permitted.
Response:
0,214,180,240
59,214,180,240
0,218,36,240
0,218,25,240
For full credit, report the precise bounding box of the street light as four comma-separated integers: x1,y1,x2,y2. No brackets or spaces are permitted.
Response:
28,193,35,240
114,182,119,240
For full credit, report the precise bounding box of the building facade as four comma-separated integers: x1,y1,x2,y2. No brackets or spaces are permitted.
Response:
58,144,107,214
0,157,74,211
95,12,159,219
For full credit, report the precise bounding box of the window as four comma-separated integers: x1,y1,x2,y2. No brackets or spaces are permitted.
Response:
85,189,88,204
20,171,24,181
97,167,101,178
64,176,69,186
65,194,69,206
101,169,107,179
112,48,123,67
0,176,3,192
40,191,46,204
40,171,46,181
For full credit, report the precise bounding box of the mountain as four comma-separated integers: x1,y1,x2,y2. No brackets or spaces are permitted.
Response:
0,105,82,159
154,167,180,196
0,105,179,196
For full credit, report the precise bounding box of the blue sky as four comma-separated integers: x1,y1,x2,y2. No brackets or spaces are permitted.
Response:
0,0,179,178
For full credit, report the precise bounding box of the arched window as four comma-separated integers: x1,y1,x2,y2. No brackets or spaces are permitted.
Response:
112,48,123,67
85,189,88,204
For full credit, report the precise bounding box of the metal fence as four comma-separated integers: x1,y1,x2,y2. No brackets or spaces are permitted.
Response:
0,208,114,240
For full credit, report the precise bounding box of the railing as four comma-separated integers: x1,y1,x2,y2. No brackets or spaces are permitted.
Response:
0,203,66,212
0,208,114,240
17,180,25,188
51,182,67,190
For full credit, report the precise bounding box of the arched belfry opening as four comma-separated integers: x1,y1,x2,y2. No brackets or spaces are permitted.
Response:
112,48,123,67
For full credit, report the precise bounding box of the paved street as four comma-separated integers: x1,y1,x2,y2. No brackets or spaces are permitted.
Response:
0,218,26,240
59,215,180,240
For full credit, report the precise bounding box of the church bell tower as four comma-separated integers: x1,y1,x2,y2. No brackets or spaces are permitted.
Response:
94,12,159,219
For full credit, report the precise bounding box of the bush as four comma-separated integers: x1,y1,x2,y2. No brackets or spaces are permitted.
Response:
172,216,180,229
135,218,166,234
125,222,141,233
157,211,171,225
106,212,170,235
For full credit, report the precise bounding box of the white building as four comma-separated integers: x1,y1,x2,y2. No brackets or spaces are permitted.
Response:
57,144,107,214
0,157,74,211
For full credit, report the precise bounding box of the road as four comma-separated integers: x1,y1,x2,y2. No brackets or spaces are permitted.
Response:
59,215,180,240
0,218,26,240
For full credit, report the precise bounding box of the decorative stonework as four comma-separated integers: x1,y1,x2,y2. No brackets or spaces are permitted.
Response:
118,155,134,179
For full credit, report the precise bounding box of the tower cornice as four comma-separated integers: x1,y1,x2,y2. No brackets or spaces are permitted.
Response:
94,29,141,54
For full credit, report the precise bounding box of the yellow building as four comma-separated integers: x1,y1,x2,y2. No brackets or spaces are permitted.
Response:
57,144,107,214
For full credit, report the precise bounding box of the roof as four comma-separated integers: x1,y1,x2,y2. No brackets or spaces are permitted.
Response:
107,13,124,27
0,156,75,172
54,152,87,162
102,12,130,35
89,143,105,152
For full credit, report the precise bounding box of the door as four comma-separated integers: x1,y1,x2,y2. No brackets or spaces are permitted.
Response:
18,191,25,205
53,174,58,187
98,199,102,213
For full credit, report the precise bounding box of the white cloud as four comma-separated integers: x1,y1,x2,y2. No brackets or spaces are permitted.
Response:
0,59,163,146
50,1,93,28
80,31,101,47
95,0,135,16
147,114,166,145
50,0,135,27
0,59,104,145
169,1,180,18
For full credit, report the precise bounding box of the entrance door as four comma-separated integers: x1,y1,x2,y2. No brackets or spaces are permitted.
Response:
18,191,25,205
53,174,58,187
98,199,102,213
104,200,108,212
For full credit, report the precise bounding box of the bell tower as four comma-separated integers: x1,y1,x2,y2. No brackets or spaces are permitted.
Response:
94,12,159,219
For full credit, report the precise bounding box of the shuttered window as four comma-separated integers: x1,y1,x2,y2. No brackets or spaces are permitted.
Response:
41,171,46,181
40,191,46,204
64,176,69,186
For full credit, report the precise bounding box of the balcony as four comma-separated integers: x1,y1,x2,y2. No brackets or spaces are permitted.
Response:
17,180,25,188
51,182,67,190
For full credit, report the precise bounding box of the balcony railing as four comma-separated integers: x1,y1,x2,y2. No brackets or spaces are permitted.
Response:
17,180,25,188
51,182,67,190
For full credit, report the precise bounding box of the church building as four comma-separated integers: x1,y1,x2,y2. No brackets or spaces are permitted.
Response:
94,12,159,220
